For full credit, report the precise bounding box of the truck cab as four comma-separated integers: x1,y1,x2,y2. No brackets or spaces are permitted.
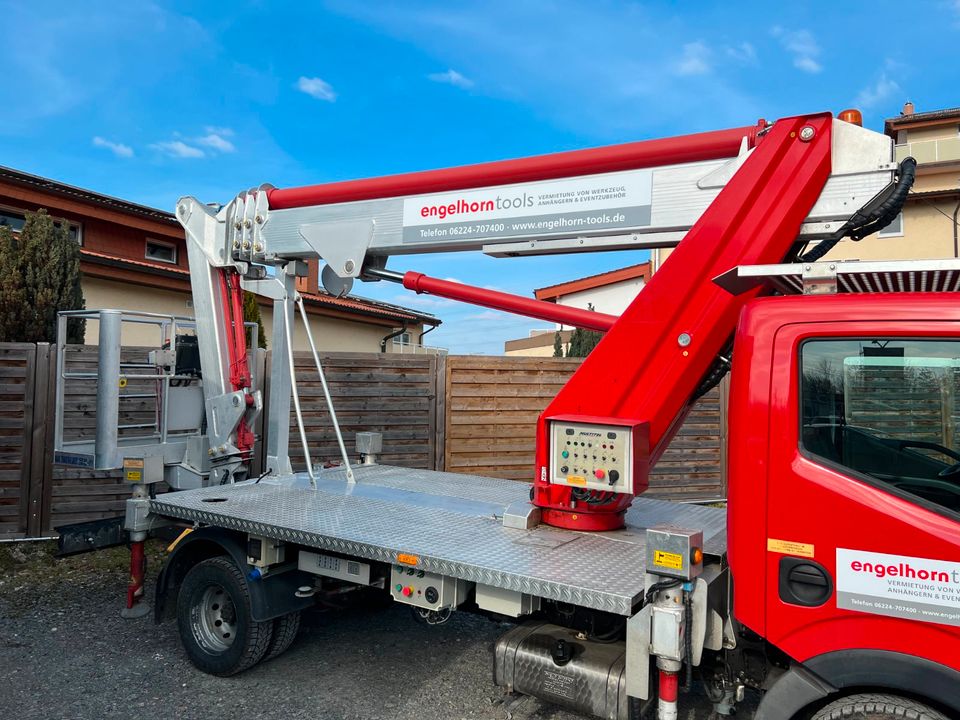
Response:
728,288,960,716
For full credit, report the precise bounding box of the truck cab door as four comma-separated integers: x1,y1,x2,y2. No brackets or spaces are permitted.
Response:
731,296,960,680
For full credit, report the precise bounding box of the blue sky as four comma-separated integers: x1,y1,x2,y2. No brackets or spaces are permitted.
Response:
2,1,960,353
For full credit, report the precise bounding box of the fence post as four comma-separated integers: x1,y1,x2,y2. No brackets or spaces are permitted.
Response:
433,353,446,472
718,374,730,498
25,343,50,536
15,344,37,537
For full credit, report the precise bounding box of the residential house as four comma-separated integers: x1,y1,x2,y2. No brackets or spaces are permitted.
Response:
0,166,440,350
504,263,649,356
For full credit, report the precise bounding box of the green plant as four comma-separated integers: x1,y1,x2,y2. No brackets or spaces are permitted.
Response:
0,209,85,343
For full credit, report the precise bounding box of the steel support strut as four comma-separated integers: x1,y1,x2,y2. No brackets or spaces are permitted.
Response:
266,123,764,209
364,267,618,332
533,114,835,530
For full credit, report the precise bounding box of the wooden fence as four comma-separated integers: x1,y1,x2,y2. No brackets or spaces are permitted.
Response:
280,352,442,472
443,356,726,499
1,345,727,539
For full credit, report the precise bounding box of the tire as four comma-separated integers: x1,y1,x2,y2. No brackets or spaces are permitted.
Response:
264,611,301,661
176,556,274,676
810,694,949,720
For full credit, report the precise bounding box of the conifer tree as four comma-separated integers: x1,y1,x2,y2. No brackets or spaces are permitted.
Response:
0,210,85,343
552,331,564,357
242,291,268,349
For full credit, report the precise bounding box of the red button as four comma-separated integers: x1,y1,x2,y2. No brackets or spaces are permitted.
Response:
594,469,605,479
402,587,413,597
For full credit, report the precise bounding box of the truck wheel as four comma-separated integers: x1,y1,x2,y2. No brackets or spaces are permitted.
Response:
810,694,948,720
265,611,301,660
176,556,274,676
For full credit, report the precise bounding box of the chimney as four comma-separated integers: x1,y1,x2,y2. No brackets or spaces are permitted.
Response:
902,101,915,116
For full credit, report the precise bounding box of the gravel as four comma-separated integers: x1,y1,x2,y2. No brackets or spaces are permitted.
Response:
0,541,739,720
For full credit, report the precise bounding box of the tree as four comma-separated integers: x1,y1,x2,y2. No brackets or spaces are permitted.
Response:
565,303,603,358
566,327,603,357
552,331,564,357
0,210,84,343
242,291,268,349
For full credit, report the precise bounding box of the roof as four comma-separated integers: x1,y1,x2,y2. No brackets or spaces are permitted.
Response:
0,165,178,225
885,107,960,134
80,249,439,326
534,262,651,301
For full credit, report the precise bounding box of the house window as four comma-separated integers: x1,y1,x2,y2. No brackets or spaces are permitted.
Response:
0,205,82,244
877,211,903,238
393,332,411,345
146,238,177,264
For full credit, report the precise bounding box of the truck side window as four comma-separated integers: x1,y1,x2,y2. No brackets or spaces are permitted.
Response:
800,339,960,515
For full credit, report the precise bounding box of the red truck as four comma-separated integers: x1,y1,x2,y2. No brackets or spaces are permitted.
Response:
55,110,960,719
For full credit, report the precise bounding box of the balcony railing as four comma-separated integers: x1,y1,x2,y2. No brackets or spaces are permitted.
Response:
895,137,960,165
391,340,448,355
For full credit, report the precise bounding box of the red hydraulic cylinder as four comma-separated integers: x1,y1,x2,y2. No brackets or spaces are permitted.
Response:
126,540,146,610
267,123,765,210
658,670,680,720
401,271,617,332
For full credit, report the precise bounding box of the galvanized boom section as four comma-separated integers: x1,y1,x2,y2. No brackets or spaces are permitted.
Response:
174,112,895,529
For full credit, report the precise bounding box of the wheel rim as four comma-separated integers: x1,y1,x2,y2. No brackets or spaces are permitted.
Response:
192,584,237,652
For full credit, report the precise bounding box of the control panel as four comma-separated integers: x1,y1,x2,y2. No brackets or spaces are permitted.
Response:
548,417,647,494
390,566,471,610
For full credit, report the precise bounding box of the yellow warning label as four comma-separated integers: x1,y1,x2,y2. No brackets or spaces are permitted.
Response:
397,553,419,566
125,471,142,482
767,538,815,558
566,475,587,486
653,550,684,570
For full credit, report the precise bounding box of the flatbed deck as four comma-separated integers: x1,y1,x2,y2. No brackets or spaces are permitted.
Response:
150,465,726,616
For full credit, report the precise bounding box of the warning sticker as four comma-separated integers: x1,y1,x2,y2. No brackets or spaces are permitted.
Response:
767,538,815,558
401,169,652,245
566,475,586,486
837,548,960,627
653,550,684,571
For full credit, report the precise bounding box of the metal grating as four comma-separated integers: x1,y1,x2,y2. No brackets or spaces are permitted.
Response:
150,465,727,616
715,258,960,297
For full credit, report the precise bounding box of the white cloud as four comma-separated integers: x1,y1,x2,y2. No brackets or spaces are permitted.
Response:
428,69,474,89
675,42,711,76
92,136,133,158
297,76,336,101
196,132,236,153
725,42,756,64
204,126,234,136
855,73,900,108
150,140,205,159
772,27,822,73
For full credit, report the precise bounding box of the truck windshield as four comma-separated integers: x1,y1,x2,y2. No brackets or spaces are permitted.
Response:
800,338,960,515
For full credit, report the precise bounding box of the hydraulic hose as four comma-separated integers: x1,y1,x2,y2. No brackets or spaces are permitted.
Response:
800,156,917,263
682,590,693,692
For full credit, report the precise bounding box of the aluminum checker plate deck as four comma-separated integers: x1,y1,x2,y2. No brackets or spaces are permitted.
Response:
150,464,726,616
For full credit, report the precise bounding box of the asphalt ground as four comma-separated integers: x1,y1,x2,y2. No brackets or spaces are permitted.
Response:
0,540,742,720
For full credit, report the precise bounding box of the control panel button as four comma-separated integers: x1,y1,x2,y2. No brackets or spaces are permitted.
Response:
561,450,569,458
402,587,414,597
594,469,605,480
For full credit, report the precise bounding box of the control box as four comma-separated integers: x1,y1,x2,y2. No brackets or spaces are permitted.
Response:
645,525,704,580
390,565,470,610
547,416,649,494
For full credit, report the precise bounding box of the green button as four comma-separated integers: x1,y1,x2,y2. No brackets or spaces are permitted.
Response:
395,584,403,592
561,450,569,458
